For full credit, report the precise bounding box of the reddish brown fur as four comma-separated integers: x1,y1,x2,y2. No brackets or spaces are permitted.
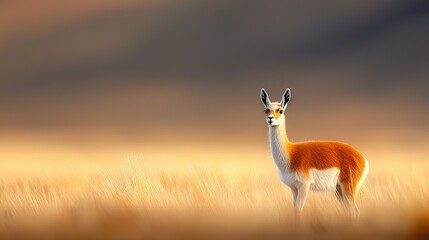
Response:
288,141,366,198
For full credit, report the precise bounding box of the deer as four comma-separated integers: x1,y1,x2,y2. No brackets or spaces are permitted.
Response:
260,88,369,218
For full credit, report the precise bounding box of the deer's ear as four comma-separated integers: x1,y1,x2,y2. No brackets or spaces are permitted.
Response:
260,88,270,107
280,88,291,108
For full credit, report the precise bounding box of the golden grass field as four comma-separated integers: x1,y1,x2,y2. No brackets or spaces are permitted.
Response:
0,154,428,240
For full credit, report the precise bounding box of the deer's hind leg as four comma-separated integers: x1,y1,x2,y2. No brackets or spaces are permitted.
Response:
338,181,360,217
335,183,343,201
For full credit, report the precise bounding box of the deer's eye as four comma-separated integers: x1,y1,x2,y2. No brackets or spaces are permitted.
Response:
279,109,284,114
264,109,270,114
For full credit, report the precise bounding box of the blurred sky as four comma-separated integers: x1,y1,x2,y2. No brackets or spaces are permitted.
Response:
0,0,428,161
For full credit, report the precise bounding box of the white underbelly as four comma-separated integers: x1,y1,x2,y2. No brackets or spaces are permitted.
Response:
309,168,340,192
278,168,340,192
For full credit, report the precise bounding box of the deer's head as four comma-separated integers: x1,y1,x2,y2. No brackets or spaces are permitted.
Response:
260,88,291,127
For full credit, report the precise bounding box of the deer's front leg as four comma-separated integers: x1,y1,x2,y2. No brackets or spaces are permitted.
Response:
294,182,309,213
292,187,298,207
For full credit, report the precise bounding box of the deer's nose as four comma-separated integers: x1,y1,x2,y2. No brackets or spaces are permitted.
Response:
268,116,274,120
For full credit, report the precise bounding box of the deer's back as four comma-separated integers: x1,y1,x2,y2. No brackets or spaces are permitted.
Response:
288,141,366,183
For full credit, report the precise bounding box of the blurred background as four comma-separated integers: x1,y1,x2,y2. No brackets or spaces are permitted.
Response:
0,0,428,163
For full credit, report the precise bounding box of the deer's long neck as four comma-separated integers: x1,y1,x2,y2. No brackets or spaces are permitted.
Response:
269,120,291,172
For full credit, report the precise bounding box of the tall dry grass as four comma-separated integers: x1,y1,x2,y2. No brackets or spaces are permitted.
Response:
0,158,428,239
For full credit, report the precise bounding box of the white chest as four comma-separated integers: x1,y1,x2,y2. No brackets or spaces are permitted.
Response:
278,169,300,187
